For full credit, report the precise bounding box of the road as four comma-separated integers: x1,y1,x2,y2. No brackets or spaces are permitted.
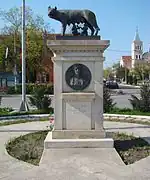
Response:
0,95,54,110
0,89,140,110
113,88,140,95
0,96,34,110
111,88,140,109
112,94,140,109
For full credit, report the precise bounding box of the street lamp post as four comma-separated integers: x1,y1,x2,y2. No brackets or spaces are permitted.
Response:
19,0,29,111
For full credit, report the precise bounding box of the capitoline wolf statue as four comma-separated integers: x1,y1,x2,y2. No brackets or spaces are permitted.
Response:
48,6,100,36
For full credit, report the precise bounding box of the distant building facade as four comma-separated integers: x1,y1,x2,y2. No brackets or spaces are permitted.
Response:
120,56,132,69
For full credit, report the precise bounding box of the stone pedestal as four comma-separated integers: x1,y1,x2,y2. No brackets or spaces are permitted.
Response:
45,37,113,148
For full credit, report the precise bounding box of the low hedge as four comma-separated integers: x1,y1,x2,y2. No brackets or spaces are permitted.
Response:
108,108,150,116
7,84,54,95
0,108,54,117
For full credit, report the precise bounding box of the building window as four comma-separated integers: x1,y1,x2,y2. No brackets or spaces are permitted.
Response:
46,74,49,82
0,78,7,87
139,55,141,59
136,55,138,59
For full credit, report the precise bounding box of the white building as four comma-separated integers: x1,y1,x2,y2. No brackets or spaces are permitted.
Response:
131,28,143,68
120,28,150,69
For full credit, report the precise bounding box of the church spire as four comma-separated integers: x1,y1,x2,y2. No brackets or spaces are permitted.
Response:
134,26,141,41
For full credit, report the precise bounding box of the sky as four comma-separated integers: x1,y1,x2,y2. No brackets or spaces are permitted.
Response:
0,0,150,68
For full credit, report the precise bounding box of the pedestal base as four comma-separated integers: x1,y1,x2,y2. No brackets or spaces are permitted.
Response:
46,38,111,149
44,131,114,149
52,129,106,139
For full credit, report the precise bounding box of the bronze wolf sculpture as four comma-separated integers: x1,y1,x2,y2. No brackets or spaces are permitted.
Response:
48,6,100,36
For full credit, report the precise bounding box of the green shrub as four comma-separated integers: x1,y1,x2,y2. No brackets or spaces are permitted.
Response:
0,108,53,117
26,108,54,114
0,107,13,115
103,87,116,113
44,85,54,94
7,84,54,94
7,86,17,94
129,83,150,112
109,107,132,114
29,86,52,111
107,107,150,116
127,75,133,85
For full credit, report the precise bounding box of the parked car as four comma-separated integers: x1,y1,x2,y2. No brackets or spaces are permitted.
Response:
105,81,119,89
116,78,121,84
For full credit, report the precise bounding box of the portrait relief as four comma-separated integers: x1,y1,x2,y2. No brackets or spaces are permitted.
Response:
65,64,92,90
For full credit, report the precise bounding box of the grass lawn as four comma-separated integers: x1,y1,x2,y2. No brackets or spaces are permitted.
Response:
112,132,150,165
6,131,48,166
6,131,150,166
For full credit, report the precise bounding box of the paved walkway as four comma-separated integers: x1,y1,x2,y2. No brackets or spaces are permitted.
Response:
0,121,149,180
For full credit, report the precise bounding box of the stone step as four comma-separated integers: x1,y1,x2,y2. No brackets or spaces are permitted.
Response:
44,132,114,148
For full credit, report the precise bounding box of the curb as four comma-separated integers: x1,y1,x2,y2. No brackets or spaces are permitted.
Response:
104,114,150,122
0,113,150,122
104,113,150,119
0,114,49,121
0,94,54,97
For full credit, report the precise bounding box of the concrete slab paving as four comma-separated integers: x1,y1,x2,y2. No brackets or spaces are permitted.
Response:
39,148,125,180
0,121,149,180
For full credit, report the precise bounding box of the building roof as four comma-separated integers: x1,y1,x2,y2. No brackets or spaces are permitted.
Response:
122,56,132,61
134,27,141,41
120,56,132,69
142,51,150,60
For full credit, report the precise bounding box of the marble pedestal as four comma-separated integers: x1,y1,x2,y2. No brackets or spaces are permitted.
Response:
45,37,113,148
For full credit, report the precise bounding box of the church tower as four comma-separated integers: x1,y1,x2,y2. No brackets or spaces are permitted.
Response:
131,27,143,68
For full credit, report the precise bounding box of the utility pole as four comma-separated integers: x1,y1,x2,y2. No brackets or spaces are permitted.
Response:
13,30,17,91
19,0,29,111
125,67,127,83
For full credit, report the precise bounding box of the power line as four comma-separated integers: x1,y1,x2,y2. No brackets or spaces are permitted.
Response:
106,48,131,53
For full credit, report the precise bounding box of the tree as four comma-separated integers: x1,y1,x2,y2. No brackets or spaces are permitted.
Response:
142,62,150,80
133,63,144,80
129,83,150,112
0,35,19,72
0,7,51,33
112,62,120,69
116,66,126,80
0,6,52,81
103,68,112,79
112,62,129,80
0,43,6,70
29,86,52,111
133,63,150,81
26,28,44,81
103,86,116,112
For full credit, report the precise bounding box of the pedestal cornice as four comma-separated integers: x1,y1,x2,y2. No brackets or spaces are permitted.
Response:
47,39,110,54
